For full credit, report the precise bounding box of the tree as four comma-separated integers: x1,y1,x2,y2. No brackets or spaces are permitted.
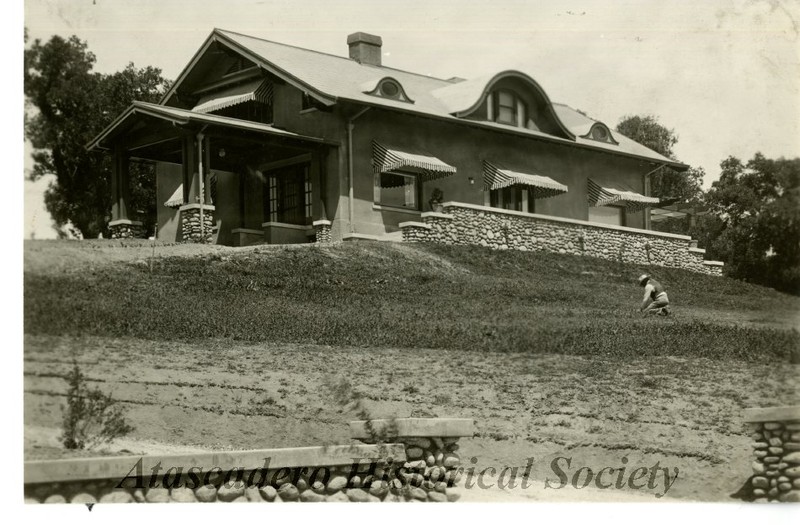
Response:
704,153,800,295
616,114,703,204
24,34,171,238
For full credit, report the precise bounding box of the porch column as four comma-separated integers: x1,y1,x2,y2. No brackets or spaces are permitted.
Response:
178,132,215,243
203,136,213,205
109,143,145,239
182,133,200,204
643,169,653,230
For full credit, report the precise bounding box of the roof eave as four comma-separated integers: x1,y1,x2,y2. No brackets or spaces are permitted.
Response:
338,97,689,170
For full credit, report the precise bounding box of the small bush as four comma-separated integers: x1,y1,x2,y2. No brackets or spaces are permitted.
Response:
60,360,134,450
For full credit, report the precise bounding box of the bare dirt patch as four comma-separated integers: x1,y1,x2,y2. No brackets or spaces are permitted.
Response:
24,334,799,502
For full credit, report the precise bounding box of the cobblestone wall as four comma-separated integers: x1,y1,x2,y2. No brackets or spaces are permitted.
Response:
24,418,474,504
350,419,473,503
313,220,333,244
744,406,800,503
179,205,215,244
109,221,146,239
401,203,723,276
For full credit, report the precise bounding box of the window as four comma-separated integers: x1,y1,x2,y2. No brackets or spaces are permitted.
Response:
588,206,625,226
263,163,312,225
363,77,414,103
490,89,527,127
374,171,418,209
489,186,535,213
583,123,618,144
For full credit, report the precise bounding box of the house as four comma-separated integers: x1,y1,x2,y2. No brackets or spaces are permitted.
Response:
87,29,723,274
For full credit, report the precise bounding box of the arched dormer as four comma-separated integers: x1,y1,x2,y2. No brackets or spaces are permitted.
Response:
582,122,619,145
361,76,414,104
431,71,575,140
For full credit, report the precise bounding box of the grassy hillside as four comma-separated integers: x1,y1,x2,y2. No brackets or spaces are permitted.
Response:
24,240,800,361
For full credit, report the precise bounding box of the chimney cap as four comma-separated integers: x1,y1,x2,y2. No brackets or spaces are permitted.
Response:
347,32,382,46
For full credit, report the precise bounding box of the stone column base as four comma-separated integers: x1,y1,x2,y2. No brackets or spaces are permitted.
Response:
109,219,146,239
313,220,332,243
179,204,216,243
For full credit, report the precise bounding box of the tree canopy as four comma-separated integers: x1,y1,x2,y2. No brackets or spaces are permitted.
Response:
703,153,800,294
24,33,171,238
616,114,703,204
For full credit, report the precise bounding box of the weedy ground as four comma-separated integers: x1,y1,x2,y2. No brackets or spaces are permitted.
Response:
23,240,800,501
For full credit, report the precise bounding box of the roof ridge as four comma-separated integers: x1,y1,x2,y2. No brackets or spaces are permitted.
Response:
214,28,454,84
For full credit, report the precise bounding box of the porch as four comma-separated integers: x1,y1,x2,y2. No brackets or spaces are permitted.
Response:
87,102,338,245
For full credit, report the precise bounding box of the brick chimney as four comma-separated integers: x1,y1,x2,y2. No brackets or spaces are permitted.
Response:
347,32,382,66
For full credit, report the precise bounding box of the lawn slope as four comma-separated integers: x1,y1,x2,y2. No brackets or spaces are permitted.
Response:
24,240,799,361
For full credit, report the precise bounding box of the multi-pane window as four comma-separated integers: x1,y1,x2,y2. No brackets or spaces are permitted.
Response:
489,186,535,213
491,89,527,127
263,163,312,225
374,171,418,209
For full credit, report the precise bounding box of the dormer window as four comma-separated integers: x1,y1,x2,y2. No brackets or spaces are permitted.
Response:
582,123,619,145
488,89,528,128
363,77,414,103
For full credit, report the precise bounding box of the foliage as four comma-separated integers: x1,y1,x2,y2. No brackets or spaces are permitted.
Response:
24,33,171,238
323,376,398,443
60,360,134,450
616,115,703,204
703,153,800,294
24,241,799,363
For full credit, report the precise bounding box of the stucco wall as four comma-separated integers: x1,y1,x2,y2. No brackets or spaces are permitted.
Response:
212,169,239,246
345,108,649,237
156,162,183,242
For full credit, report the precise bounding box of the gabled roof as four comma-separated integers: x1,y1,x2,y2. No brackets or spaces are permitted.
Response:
87,101,338,152
160,29,688,170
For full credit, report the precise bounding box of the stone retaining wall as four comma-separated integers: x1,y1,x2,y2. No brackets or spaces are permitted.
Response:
400,202,724,276
179,204,215,243
24,418,474,504
313,220,333,244
744,406,800,503
350,418,474,503
109,220,146,240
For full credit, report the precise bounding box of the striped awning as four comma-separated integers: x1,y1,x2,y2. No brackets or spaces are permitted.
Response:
192,78,273,114
372,141,457,182
588,179,659,210
164,184,183,208
483,161,568,199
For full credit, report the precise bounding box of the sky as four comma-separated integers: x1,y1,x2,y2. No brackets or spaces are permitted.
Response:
20,0,800,238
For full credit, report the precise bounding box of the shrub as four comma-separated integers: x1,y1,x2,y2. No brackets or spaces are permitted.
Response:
60,360,134,450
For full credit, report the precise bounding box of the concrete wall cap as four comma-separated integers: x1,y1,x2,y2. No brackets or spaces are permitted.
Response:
399,221,432,230
688,247,706,254
108,219,143,227
420,212,455,220
179,204,216,211
24,444,405,485
312,220,332,226
703,260,725,266
744,406,800,423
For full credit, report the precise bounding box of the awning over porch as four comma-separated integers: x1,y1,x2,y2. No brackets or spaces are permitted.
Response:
482,161,568,198
588,179,659,210
164,185,184,208
192,78,274,113
372,141,457,182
